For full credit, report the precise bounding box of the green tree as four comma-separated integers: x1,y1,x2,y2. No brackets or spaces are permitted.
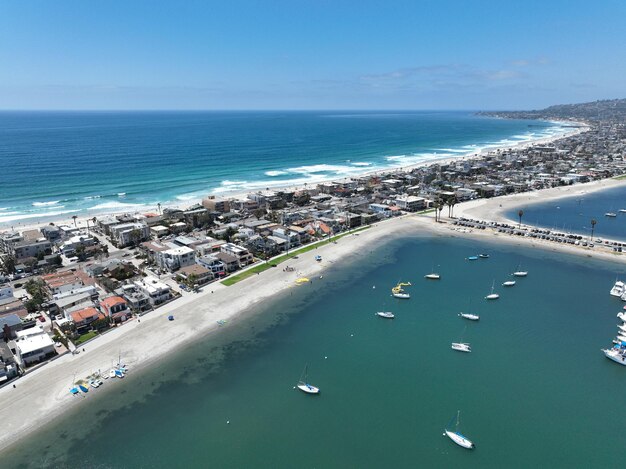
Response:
129,229,143,248
1,255,16,274
518,209,524,229
590,218,597,242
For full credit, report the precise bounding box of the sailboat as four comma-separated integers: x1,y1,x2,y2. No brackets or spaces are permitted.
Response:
296,365,320,394
502,280,516,287
459,299,479,321
485,280,499,300
443,411,476,449
376,311,395,319
513,264,528,277
69,373,79,395
425,263,441,280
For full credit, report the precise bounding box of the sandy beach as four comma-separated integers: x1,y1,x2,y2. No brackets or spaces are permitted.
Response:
455,177,626,225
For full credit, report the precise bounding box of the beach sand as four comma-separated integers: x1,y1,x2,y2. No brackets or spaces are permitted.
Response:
455,177,626,225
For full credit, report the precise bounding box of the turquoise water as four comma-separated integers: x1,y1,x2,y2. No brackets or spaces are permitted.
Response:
0,111,569,225
507,185,626,241
4,235,626,468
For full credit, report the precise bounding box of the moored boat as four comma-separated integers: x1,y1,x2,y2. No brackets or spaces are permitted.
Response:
603,346,626,365
479,253,489,259
610,280,626,297
425,273,441,280
296,364,320,394
459,313,479,321
392,282,411,299
444,411,475,449
605,212,617,218
502,280,516,287
376,311,395,319
485,280,499,300
467,256,478,261
451,342,471,352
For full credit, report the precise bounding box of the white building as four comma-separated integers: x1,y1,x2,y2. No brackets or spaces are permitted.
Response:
109,223,150,247
394,196,427,212
134,278,172,306
220,243,253,267
156,246,195,272
14,326,56,366
58,233,97,256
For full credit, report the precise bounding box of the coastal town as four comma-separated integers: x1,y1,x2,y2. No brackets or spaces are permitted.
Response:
1,100,626,388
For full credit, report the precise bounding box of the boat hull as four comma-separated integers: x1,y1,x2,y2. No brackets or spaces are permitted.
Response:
603,349,626,365
376,312,395,319
392,293,410,299
445,430,475,449
297,383,320,394
451,343,471,352
485,294,499,300
424,274,440,280
459,313,479,321
513,272,528,277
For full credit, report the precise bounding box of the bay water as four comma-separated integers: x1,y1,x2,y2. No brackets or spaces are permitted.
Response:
4,234,626,468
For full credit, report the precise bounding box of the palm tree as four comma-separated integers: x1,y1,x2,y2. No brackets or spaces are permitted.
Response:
449,196,458,218
72,215,78,228
517,209,524,229
590,219,597,242
157,203,162,215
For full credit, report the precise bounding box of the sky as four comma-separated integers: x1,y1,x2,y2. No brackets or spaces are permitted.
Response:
0,0,625,110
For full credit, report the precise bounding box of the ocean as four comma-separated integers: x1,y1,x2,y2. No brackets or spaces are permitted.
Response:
4,234,626,468
507,184,626,241
0,111,570,226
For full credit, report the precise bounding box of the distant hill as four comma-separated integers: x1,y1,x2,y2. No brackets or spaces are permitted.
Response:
478,98,626,123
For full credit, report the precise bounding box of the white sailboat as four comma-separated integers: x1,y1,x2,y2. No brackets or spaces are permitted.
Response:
602,347,626,365
459,313,479,321
296,365,320,394
425,263,441,280
513,263,528,277
502,280,516,287
376,311,395,319
605,212,617,218
485,280,499,300
444,411,475,449
392,282,411,299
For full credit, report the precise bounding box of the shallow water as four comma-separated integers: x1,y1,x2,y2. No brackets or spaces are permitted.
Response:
4,235,626,468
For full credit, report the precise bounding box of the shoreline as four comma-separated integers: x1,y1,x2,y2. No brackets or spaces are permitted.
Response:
1,119,586,232
454,177,626,228
1,188,626,453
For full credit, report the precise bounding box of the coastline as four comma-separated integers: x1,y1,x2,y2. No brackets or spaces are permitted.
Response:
1,188,626,453
454,177,626,227
1,119,586,232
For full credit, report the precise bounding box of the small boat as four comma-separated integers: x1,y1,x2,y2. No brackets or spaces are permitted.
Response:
451,342,471,352
115,369,125,378
502,280,516,287
109,369,117,379
315,255,322,262
168,315,174,321
296,365,320,394
479,254,489,259
617,312,626,322
79,384,89,393
89,380,100,389
69,386,79,395
606,212,617,218
485,280,499,300
392,282,412,299
620,209,626,213
603,347,626,365
424,273,441,280
610,280,626,297
444,411,475,449
459,313,479,321
513,264,528,277
467,256,478,261
376,311,395,319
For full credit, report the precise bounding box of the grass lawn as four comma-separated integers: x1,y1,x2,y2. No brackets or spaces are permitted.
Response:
222,226,371,286
74,331,98,345
614,174,626,180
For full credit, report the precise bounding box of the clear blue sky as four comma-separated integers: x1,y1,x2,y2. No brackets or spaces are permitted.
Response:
0,0,624,110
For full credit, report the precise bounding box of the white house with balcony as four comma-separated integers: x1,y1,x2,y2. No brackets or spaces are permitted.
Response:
155,246,195,272
220,243,253,268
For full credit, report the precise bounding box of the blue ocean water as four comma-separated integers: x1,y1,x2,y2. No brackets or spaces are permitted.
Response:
507,185,626,241
3,234,626,468
0,111,569,226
